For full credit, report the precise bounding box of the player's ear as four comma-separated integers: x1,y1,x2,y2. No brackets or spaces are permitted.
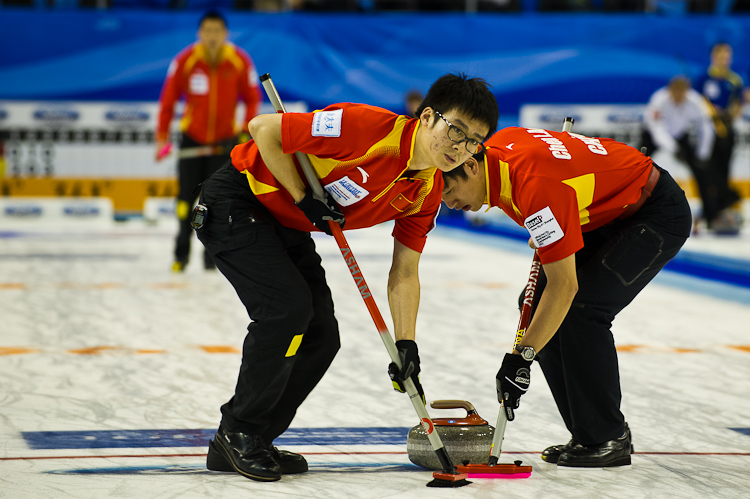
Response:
464,156,480,177
419,107,434,127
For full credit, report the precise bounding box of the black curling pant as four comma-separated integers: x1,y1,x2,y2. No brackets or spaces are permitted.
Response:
196,162,340,444
524,167,692,446
174,135,233,265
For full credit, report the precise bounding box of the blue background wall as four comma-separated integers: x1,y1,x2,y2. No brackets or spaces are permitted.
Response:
1,10,749,115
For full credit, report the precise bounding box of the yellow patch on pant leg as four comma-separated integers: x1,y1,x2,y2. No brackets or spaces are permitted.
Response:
285,334,304,357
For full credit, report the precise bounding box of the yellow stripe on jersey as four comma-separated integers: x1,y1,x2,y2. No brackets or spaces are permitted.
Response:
222,44,246,73
183,44,204,75
180,103,193,132
405,118,419,171
243,170,280,195
486,151,522,218
308,115,409,198
400,166,437,216
562,173,595,226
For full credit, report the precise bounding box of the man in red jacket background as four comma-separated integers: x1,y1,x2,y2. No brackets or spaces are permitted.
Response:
155,10,262,272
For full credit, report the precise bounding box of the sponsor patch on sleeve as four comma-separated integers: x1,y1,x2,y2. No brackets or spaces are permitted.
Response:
311,109,343,137
524,206,564,248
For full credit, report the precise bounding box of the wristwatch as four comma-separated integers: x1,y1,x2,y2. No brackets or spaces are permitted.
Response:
514,344,536,361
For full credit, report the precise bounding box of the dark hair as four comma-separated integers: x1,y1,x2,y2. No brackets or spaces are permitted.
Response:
200,10,227,28
442,149,486,185
668,74,691,90
415,73,499,140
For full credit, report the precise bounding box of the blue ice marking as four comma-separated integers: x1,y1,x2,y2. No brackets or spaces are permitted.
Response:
22,427,410,450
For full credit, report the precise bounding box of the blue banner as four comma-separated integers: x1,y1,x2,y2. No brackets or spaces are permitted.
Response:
1,11,749,115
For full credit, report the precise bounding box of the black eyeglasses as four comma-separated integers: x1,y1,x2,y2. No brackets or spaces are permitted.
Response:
434,110,483,154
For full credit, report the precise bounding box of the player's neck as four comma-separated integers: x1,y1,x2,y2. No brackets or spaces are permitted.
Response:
408,125,430,171
204,45,223,65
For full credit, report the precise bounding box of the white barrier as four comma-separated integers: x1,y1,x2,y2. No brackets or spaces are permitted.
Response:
142,197,175,224
0,100,308,179
0,197,114,226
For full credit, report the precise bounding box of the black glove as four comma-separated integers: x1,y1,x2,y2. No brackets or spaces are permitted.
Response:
295,190,345,236
388,340,425,405
496,353,532,421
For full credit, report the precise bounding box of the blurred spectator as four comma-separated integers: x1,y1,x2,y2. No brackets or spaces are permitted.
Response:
155,10,262,271
640,76,725,230
403,89,423,118
694,42,744,232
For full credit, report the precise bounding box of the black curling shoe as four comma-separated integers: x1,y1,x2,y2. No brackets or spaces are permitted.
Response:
266,445,308,474
557,424,633,468
207,434,307,475
207,428,281,481
541,439,578,464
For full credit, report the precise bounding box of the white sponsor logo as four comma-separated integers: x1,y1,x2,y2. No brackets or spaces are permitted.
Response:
189,72,209,95
524,206,564,248
506,143,514,150
311,109,343,137
357,166,369,184
248,66,258,86
324,175,369,207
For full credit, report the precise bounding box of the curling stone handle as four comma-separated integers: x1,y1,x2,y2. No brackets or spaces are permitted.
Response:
430,400,477,415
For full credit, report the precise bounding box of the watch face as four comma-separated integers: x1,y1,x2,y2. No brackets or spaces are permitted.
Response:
521,347,536,361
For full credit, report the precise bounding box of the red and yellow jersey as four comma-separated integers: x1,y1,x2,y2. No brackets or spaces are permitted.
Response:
483,127,653,264
156,42,262,145
230,103,443,253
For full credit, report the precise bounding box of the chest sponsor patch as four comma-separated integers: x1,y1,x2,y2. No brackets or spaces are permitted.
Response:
189,72,209,95
324,175,369,207
312,109,343,137
524,206,564,248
